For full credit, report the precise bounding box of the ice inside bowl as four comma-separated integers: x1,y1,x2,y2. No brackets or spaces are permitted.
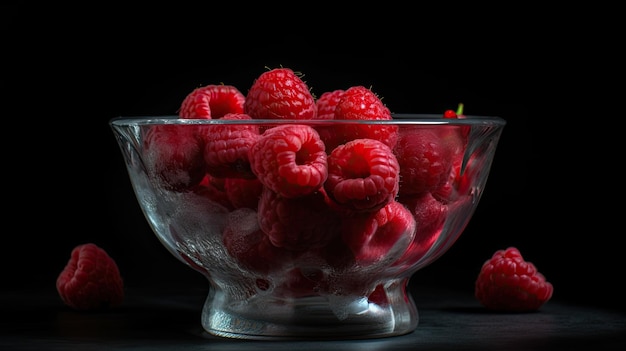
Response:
110,114,505,340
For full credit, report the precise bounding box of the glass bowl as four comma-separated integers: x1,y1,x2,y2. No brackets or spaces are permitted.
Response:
110,114,505,340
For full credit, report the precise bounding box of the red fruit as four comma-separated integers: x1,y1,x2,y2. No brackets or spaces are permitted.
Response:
393,192,448,267
56,243,124,311
202,113,260,179
441,103,470,141
315,89,345,120
431,169,457,203
325,138,400,212
340,200,416,267
244,67,317,120
224,177,263,210
257,187,341,251
192,174,233,210
248,124,328,198
314,89,346,152
143,125,206,191
275,267,328,298
475,247,553,312
333,85,398,148
394,128,453,196
443,103,465,119
179,84,245,119
222,209,293,274
443,109,458,119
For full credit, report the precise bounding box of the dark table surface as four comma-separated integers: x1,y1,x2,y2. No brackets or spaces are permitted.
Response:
2,283,625,351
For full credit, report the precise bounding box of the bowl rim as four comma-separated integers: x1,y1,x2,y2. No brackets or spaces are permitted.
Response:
110,114,506,127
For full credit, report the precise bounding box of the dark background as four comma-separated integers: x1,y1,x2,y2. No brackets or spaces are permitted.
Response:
3,4,620,312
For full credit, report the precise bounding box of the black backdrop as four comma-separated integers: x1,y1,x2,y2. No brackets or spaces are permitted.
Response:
4,4,620,312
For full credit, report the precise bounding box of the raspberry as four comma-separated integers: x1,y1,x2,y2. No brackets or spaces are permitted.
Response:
443,109,458,119
314,89,346,152
224,177,263,210
431,169,457,203
244,67,317,120
325,138,400,212
222,209,293,274
441,103,470,142
56,243,124,311
393,192,448,267
248,124,328,198
315,202,415,298
179,84,245,119
143,124,206,191
340,200,416,267
315,89,345,120
202,113,260,179
443,103,465,119
257,187,341,251
394,128,453,196
192,174,234,210
275,267,329,298
333,85,398,149
395,107,470,201
475,247,553,312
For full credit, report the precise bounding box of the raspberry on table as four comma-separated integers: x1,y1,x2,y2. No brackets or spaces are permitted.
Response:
244,67,317,120
56,243,124,311
325,138,400,212
248,124,328,198
475,247,554,312
179,84,245,119
202,113,260,179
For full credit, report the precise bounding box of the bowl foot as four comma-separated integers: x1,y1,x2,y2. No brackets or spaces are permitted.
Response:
201,279,418,340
